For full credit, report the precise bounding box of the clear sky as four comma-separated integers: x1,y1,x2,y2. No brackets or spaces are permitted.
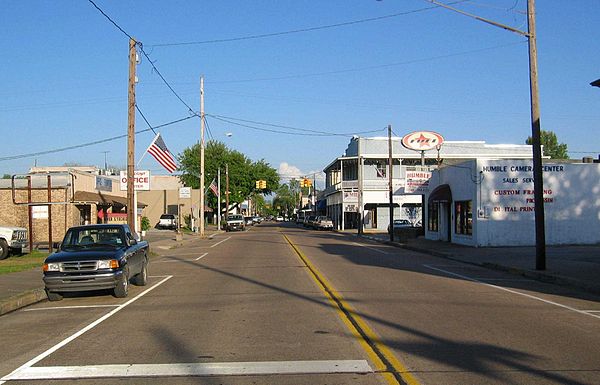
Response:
2,0,599,186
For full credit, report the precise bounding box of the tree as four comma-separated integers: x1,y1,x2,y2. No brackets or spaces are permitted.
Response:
177,140,280,214
526,130,568,159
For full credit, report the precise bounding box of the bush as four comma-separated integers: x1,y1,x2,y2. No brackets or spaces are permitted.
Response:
141,216,151,231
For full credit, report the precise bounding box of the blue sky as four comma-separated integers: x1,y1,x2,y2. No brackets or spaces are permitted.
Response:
2,0,599,185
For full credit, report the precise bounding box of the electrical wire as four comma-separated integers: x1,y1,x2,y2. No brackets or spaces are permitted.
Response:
135,104,158,135
0,115,195,162
151,1,468,47
203,114,214,141
87,0,197,116
206,114,384,137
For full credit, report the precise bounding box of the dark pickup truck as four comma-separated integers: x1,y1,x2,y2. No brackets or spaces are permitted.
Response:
43,224,149,301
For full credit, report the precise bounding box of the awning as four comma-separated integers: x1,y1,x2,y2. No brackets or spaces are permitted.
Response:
428,184,452,204
73,191,146,208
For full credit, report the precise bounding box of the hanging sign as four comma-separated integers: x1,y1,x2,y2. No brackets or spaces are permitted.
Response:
401,131,444,151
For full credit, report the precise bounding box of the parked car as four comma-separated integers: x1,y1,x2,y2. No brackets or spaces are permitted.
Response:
225,214,245,231
304,215,317,228
314,216,334,230
387,219,412,233
42,224,149,301
157,214,177,230
275,216,284,222
244,216,254,226
0,225,28,259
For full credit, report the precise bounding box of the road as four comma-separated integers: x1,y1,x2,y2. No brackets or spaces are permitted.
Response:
1,222,599,384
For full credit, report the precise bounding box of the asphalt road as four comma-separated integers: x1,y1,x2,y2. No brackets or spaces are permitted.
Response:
1,222,599,384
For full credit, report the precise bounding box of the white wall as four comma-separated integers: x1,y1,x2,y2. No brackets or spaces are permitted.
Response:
427,160,600,247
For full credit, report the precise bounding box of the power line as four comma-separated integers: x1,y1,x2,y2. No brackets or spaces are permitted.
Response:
87,0,197,116
151,1,468,47
206,114,385,137
203,114,214,141
0,115,195,162
87,0,134,41
135,104,158,135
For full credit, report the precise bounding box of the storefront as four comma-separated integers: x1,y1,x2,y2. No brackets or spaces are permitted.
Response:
425,159,600,246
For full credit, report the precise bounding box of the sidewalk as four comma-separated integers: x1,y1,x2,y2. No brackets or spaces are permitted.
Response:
0,228,220,317
361,232,600,296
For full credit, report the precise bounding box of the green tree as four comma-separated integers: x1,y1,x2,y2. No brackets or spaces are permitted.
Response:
273,184,296,216
178,140,279,213
526,130,568,159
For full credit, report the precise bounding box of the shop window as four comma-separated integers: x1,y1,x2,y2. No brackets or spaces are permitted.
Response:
428,202,439,232
454,200,472,235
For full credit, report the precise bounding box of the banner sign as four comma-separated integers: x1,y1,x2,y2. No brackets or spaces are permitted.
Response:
405,170,431,194
95,176,113,192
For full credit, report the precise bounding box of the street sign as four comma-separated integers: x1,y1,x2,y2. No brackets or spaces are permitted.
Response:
401,131,444,151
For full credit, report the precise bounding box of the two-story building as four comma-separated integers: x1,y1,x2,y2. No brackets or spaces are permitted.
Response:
322,136,535,231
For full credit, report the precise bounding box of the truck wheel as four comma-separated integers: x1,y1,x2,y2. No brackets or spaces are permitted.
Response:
0,239,8,260
11,248,23,256
132,260,148,286
46,289,63,302
113,267,129,298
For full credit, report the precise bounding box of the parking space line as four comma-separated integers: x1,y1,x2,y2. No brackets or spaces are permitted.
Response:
23,305,119,312
194,252,208,261
210,236,231,248
0,275,173,384
5,360,372,380
423,264,600,320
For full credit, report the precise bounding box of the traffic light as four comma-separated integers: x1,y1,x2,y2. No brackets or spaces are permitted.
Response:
256,180,267,189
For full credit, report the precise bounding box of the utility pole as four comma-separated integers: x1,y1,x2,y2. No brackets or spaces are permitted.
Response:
225,163,229,220
428,0,546,269
388,125,394,242
217,167,221,230
200,76,205,236
357,137,363,235
126,38,137,232
101,151,109,173
527,0,546,270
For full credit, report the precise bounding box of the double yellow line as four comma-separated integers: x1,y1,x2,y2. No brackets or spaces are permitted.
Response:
283,234,421,385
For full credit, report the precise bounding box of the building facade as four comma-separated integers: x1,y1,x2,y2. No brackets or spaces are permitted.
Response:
425,159,600,246
323,137,536,232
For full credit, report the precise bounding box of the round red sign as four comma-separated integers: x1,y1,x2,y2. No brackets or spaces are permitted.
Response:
401,131,444,151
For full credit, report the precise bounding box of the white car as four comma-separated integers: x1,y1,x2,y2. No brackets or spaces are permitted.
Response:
275,216,284,222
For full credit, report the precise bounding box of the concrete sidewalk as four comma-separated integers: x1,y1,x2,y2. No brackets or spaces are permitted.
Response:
0,229,220,316
362,232,600,296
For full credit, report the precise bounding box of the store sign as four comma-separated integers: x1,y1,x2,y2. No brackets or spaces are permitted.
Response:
32,205,48,219
179,187,191,199
405,170,432,194
95,176,113,192
119,170,150,191
344,203,358,212
401,131,444,151
343,191,358,203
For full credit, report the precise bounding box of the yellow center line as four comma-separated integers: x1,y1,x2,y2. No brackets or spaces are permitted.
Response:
283,233,421,385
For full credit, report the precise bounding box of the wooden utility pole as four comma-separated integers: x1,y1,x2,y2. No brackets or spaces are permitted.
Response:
527,0,546,270
127,38,137,232
225,163,229,220
357,137,363,235
388,125,394,242
200,76,205,236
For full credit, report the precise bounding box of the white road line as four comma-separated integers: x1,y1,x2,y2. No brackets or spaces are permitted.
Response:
352,242,388,255
584,310,600,313
470,278,532,282
423,264,600,321
0,275,173,384
194,252,208,261
23,305,119,312
159,252,209,257
6,360,372,380
210,236,231,248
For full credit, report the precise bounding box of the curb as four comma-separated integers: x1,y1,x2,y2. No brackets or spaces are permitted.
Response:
360,234,600,296
0,288,46,316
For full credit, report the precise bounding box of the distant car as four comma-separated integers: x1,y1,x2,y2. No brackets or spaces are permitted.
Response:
314,216,334,230
157,214,177,230
275,216,284,222
225,215,245,232
387,219,412,233
244,216,254,226
304,215,317,228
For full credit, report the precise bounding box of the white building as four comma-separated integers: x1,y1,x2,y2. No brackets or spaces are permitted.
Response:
322,136,535,231
425,159,600,246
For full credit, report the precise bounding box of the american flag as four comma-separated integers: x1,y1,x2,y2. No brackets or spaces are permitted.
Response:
147,133,177,173
209,179,218,196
